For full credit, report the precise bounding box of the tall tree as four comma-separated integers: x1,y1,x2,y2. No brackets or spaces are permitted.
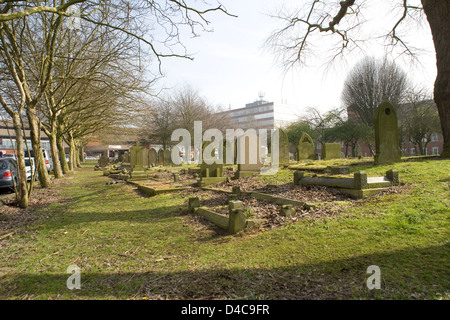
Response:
0,1,233,207
399,89,441,155
341,56,409,127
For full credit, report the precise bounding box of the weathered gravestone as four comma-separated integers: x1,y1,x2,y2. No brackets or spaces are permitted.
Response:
98,155,109,168
163,149,172,166
157,149,164,166
235,131,263,178
322,143,341,160
374,102,401,164
130,142,144,171
272,128,290,166
148,148,157,167
171,146,182,166
200,141,223,178
129,142,148,179
221,138,237,165
140,148,149,168
289,143,297,161
296,133,315,160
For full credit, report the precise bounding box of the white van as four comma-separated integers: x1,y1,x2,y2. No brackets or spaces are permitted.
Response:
27,149,53,173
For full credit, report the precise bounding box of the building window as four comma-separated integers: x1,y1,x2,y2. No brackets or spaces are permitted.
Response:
432,147,439,155
410,148,416,155
431,133,438,142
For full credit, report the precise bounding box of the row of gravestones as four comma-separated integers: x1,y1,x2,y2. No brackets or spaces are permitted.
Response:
126,101,400,176
295,101,402,164
199,128,343,178
200,129,292,179
125,142,180,170
295,133,342,161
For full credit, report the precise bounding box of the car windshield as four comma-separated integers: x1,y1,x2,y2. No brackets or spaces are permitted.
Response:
25,159,32,166
0,160,8,170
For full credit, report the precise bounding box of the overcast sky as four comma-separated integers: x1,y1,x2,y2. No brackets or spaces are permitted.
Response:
154,0,437,117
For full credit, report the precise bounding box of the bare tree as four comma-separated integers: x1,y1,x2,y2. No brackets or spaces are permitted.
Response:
341,56,409,127
267,0,450,158
399,88,441,155
139,85,231,149
299,106,343,148
0,1,233,207
139,98,176,149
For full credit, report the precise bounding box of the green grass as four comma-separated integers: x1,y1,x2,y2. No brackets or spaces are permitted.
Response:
0,158,449,299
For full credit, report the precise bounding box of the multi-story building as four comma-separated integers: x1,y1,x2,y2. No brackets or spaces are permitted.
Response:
219,98,300,131
0,120,52,155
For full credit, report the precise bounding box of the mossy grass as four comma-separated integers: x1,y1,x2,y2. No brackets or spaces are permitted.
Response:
0,157,448,299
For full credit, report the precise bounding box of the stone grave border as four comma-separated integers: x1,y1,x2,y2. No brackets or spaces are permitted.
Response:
293,169,399,198
200,186,316,210
137,184,190,197
188,198,266,234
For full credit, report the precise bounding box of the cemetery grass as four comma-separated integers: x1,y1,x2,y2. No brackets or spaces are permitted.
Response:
0,159,448,300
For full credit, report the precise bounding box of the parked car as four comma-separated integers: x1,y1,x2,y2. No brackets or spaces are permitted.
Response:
27,149,53,173
3,154,17,160
0,158,19,190
24,157,38,181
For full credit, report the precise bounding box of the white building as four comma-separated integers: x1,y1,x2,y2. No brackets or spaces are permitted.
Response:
220,99,300,130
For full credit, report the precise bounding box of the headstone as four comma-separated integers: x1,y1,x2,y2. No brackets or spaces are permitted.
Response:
140,148,149,168
296,133,315,160
130,142,144,171
122,153,129,163
163,149,172,166
148,148,157,167
172,146,182,166
374,102,401,164
236,131,262,176
200,141,223,177
322,143,341,160
157,149,164,166
289,143,297,160
222,139,236,165
98,156,109,168
272,128,290,165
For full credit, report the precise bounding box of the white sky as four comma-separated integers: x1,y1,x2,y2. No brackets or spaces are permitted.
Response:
153,0,437,117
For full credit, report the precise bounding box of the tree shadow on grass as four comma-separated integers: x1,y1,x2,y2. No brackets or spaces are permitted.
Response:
0,243,448,300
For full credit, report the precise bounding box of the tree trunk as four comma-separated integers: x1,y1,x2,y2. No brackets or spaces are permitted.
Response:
79,143,85,164
12,114,28,208
418,140,424,155
27,108,51,187
422,0,450,158
56,122,69,174
75,142,82,168
48,132,63,178
68,135,75,171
